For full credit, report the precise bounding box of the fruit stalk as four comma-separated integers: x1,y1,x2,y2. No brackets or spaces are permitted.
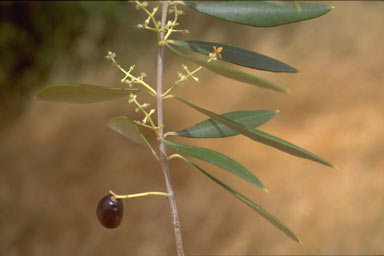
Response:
156,2,185,256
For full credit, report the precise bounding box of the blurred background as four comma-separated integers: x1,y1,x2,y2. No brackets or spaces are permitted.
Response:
1,1,383,255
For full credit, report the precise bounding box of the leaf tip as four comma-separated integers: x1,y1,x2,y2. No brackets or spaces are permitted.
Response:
289,230,304,245
263,187,270,193
321,161,338,170
320,158,338,169
285,88,292,94
34,87,46,99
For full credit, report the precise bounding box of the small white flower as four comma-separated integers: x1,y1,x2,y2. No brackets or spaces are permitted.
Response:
105,51,116,60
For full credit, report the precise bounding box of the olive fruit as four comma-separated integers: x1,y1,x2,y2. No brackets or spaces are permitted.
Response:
96,194,124,228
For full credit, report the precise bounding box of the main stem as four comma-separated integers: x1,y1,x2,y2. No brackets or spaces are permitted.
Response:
156,2,185,256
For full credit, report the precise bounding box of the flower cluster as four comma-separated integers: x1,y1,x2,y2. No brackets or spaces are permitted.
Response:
104,2,222,134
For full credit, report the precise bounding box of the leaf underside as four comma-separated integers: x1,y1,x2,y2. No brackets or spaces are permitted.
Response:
168,40,297,73
107,116,145,145
166,44,289,93
169,110,278,138
184,1,333,27
107,116,157,157
177,155,302,244
35,84,138,104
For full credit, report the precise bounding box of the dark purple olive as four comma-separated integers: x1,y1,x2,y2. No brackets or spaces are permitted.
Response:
96,194,124,228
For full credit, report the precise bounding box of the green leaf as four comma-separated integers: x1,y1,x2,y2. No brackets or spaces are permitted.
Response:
175,97,336,169
35,84,139,104
168,110,278,138
176,155,302,244
183,1,333,27
168,40,297,73
107,116,157,158
163,139,267,191
107,116,145,145
166,44,289,93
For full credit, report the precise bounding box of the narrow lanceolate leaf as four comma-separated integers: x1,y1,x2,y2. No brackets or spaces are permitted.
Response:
132,122,157,158
107,116,157,158
35,84,139,104
177,155,302,244
176,97,336,169
163,139,267,191
183,1,333,27
168,40,297,73
107,116,144,145
168,110,278,138
166,44,289,93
